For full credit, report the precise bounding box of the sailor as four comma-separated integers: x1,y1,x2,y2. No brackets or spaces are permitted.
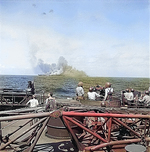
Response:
26,95,39,125
96,85,105,97
76,82,85,100
27,81,35,94
121,90,126,105
104,82,113,101
31,81,35,94
26,95,39,108
139,91,150,106
45,92,56,111
131,89,136,97
124,89,134,101
87,87,101,100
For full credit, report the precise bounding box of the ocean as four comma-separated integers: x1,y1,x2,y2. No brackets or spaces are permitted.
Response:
0,75,149,99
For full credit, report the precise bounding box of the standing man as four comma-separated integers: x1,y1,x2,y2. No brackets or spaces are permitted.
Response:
45,92,56,111
104,82,113,101
76,82,85,100
26,95,39,125
27,81,35,94
26,95,39,108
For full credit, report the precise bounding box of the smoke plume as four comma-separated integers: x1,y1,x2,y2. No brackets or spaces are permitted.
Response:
34,56,68,75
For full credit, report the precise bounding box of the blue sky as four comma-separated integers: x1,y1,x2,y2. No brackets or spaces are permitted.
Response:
0,0,149,77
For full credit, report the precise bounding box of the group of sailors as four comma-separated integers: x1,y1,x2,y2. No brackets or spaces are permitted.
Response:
26,92,56,111
76,81,114,101
122,88,150,107
26,80,150,110
76,81,150,107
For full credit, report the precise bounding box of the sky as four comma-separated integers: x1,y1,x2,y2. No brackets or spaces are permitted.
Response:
0,0,149,77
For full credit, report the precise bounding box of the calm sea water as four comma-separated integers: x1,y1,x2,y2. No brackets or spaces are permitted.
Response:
0,75,149,99
0,75,35,91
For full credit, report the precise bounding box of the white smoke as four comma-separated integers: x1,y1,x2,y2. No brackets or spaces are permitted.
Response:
34,56,68,75
37,59,51,73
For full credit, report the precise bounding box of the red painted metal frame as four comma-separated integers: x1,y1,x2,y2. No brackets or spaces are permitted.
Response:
0,109,150,152
61,111,150,152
